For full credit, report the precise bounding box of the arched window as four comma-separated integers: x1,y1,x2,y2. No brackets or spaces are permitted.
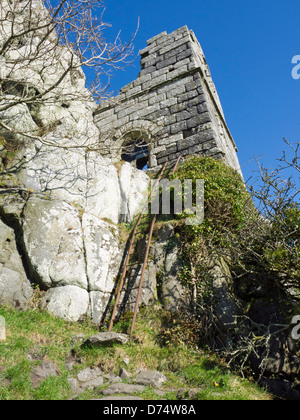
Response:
121,130,149,170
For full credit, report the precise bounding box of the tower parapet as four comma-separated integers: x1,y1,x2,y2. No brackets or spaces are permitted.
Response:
94,26,241,174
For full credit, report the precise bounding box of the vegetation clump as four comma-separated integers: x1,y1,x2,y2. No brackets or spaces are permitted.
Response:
0,305,271,400
159,151,299,382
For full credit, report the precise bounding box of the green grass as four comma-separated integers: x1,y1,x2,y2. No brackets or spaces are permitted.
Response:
0,305,272,400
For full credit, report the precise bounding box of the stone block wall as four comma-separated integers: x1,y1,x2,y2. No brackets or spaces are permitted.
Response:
94,26,241,174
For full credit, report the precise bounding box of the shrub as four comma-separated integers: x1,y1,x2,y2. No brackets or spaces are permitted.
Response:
170,156,252,247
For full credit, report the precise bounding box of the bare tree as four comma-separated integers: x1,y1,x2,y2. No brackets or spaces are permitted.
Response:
0,0,137,189
248,139,299,219
166,141,299,382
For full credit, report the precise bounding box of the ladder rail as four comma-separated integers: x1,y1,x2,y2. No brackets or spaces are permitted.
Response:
129,156,182,338
108,161,168,332
130,214,156,339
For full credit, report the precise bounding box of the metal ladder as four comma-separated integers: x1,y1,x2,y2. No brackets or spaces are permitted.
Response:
108,156,181,338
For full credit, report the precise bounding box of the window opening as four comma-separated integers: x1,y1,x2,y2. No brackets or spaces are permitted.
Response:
121,130,149,170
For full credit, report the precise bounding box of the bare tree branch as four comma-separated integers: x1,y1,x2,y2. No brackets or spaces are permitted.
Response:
0,0,138,193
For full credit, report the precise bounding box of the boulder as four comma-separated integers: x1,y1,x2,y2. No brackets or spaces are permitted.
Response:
102,383,145,396
119,162,149,223
22,197,87,289
103,373,123,384
70,333,86,348
0,0,151,232
77,367,103,383
133,370,167,388
0,0,101,205
42,285,89,322
30,360,59,389
83,332,129,347
119,367,131,380
0,194,26,227
89,291,111,325
208,255,242,330
68,378,80,394
68,367,105,394
26,145,89,209
76,367,104,390
152,224,186,312
19,196,126,323
0,220,33,309
122,261,157,312
82,213,122,294
19,196,126,322
84,153,121,224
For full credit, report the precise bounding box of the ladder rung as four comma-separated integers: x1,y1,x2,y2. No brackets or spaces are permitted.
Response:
108,157,182,333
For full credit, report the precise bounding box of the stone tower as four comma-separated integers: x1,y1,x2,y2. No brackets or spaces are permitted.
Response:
94,26,241,174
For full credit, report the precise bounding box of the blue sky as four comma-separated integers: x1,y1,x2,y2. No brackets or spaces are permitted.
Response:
96,0,300,185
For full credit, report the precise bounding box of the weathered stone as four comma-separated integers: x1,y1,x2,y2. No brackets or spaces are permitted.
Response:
82,213,121,294
119,162,149,223
42,285,90,322
76,367,104,389
70,333,86,348
22,197,87,289
161,278,185,312
0,220,33,309
68,367,105,393
186,114,210,129
170,121,187,135
0,371,11,387
68,377,80,394
30,361,59,389
84,153,121,224
18,195,126,323
119,367,131,380
108,376,123,384
89,291,111,325
83,332,129,347
189,144,203,154
0,194,26,227
123,357,130,366
103,373,121,383
210,257,241,328
77,367,103,383
152,224,187,312
102,383,145,396
122,261,157,312
0,0,105,204
134,370,167,388
156,56,177,70
147,31,167,46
